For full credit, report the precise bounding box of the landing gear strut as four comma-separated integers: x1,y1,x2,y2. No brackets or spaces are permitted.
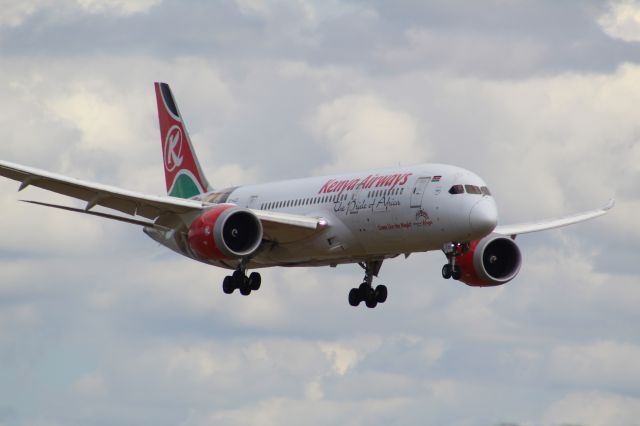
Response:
441,242,468,281
348,260,387,308
222,261,261,296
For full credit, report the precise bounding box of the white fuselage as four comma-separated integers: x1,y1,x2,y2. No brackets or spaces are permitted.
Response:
148,163,498,269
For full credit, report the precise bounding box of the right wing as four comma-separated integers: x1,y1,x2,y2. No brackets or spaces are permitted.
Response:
0,160,327,241
0,160,204,220
494,199,614,237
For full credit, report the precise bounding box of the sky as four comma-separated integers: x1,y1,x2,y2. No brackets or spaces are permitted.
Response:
0,0,639,425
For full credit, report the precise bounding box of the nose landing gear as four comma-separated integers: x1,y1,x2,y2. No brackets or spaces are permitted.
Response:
348,260,387,308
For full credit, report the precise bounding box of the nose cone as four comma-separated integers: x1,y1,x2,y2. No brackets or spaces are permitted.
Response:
469,197,498,237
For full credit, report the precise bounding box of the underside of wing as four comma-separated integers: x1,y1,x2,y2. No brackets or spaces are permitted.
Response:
0,160,204,220
494,199,614,237
250,209,327,243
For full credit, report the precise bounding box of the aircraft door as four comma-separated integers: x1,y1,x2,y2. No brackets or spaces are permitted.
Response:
410,177,430,208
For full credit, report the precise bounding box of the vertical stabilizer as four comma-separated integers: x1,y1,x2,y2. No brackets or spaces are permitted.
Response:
154,82,211,198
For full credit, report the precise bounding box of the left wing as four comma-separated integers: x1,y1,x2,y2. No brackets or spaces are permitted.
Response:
494,199,614,237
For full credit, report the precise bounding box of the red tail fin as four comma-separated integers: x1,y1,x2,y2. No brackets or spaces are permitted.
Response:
155,82,211,198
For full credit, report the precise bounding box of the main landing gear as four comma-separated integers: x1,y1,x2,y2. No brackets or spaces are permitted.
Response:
441,242,468,281
222,263,262,296
348,260,388,309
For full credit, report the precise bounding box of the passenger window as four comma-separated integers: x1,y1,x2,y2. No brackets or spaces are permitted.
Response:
448,185,464,195
465,185,482,194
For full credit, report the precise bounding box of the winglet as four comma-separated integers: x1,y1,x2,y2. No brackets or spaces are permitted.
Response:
603,198,615,211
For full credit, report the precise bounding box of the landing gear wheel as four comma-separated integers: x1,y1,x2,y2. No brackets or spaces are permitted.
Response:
232,270,244,283
350,260,385,309
348,288,361,307
375,285,387,303
451,265,462,281
365,293,378,309
222,276,235,294
239,279,251,296
249,272,261,291
442,264,452,279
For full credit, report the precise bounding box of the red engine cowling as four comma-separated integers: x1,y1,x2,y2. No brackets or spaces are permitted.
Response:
188,204,263,260
456,234,522,287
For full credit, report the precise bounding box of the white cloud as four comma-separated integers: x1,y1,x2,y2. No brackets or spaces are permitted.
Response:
319,343,359,376
76,0,161,16
545,391,640,426
0,0,160,28
0,0,53,28
599,0,640,42
550,340,640,389
234,0,271,18
310,94,429,174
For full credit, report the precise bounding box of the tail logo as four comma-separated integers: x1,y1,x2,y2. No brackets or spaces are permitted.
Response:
164,125,184,172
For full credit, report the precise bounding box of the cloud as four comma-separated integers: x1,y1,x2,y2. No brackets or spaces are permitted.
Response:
0,0,160,29
599,0,640,42
76,0,161,16
377,27,547,78
550,341,640,390
0,2,639,426
545,391,640,426
309,93,429,174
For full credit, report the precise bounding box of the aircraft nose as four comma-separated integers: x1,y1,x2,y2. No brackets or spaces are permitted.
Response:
469,197,498,236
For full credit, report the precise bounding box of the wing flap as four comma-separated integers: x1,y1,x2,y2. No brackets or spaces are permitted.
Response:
494,199,614,237
0,160,203,220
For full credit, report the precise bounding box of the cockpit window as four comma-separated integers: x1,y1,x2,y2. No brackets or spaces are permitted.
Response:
465,185,482,195
481,186,492,196
448,185,464,195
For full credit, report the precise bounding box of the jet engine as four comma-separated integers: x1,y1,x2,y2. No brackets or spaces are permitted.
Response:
455,234,522,286
188,204,263,260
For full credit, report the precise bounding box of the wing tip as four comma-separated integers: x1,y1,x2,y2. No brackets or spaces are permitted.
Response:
603,198,615,211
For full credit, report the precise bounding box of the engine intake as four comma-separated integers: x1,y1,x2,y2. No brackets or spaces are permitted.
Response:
188,205,263,260
456,234,522,287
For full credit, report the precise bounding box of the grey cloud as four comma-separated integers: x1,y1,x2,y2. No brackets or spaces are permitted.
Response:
2,0,639,79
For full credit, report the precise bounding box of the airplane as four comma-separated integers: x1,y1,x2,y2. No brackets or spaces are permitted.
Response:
0,83,614,308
